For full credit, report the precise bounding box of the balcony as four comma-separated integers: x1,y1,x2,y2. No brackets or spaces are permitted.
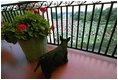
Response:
1,41,117,79
1,1,117,79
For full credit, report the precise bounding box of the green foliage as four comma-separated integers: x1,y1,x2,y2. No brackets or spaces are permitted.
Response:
73,11,85,21
1,23,17,44
52,12,61,19
1,11,50,44
73,8,117,22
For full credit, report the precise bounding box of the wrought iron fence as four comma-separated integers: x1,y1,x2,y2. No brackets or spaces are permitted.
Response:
1,1,117,58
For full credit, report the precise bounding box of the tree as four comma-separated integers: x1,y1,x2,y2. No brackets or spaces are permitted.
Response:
73,7,117,22
52,12,61,19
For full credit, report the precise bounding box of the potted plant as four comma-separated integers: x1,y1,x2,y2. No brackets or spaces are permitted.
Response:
1,9,50,62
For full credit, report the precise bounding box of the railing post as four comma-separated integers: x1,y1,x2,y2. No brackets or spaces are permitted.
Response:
50,8,56,44
75,5,81,48
55,7,59,45
60,7,63,38
71,6,74,47
66,6,68,39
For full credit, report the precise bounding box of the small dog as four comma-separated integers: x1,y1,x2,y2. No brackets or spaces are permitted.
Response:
34,36,70,78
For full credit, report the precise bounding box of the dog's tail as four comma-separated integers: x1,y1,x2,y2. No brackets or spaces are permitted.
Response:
34,61,41,72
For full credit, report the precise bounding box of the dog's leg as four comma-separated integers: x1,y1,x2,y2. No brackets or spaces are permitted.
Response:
64,52,68,63
34,61,40,72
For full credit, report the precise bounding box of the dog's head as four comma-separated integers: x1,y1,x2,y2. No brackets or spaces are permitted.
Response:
60,36,70,46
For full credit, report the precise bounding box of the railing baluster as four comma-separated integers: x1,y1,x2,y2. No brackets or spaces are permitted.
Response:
7,11,14,22
76,5,81,48
55,7,59,45
1,11,7,22
46,8,52,43
98,2,114,53
92,4,104,52
60,7,63,38
13,9,17,16
105,20,117,55
86,4,95,50
38,2,44,15
18,4,23,15
40,2,45,18
66,6,68,39
15,10,19,15
4,11,11,23
11,10,16,20
81,5,87,49
10,10,15,21
23,4,28,14
4,6,11,22
9,5,16,21
13,5,19,15
71,6,74,47
50,8,55,44
112,45,117,57
37,8,40,15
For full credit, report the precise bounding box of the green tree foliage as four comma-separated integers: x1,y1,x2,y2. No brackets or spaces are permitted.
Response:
52,12,61,19
73,7,117,22
72,7,117,54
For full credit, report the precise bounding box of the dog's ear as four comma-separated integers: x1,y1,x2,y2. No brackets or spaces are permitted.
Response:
67,37,70,42
60,36,63,41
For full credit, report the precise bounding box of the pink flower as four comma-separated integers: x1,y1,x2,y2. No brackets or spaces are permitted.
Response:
28,8,35,12
28,8,38,14
18,24,27,31
39,7,47,13
34,10,38,14
50,24,54,31
1,21,5,25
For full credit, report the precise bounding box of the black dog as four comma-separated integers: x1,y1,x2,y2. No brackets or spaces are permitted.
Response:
34,36,70,78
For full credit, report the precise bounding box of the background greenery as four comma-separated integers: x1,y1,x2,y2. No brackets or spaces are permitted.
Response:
52,7,117,56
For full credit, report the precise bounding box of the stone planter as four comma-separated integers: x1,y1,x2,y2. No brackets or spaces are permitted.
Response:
19,36,47,62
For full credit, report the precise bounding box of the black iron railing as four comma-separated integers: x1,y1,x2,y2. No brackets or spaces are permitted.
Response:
1,1,117,58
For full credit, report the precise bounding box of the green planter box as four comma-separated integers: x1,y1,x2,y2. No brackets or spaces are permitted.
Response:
19,36,47,62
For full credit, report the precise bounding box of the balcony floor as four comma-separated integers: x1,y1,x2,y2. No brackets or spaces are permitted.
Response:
1,42,117,79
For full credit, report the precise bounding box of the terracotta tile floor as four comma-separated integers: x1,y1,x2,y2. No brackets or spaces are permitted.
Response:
1,43,117,79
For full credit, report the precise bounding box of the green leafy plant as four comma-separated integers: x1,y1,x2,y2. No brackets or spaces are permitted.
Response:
1,11,50,44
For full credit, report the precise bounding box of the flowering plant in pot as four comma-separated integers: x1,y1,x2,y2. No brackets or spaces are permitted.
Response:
1,8,50,61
